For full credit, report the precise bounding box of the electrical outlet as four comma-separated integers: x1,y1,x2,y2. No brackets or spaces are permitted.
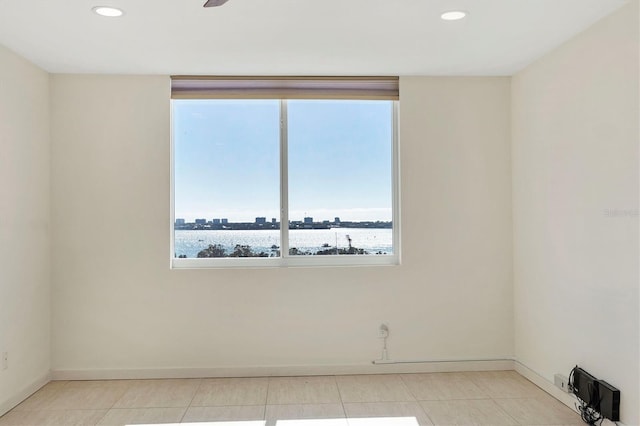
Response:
554,373,570,393
2,352,7,370
378,323,389,338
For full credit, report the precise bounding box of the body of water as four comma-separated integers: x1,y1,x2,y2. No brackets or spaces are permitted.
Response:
174,228,393,258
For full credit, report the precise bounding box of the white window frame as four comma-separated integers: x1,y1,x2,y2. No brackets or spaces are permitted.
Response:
170,81,400,269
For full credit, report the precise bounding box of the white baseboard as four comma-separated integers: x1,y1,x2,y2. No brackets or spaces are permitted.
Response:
514,361,579,411
51,358,515,381
0,372,50,417
514,361,625,426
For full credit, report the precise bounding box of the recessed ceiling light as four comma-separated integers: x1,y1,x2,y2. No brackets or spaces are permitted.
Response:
92,6,124,17
441,10,467,21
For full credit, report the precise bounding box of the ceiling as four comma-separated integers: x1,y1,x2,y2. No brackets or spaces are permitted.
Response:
0,0,628,75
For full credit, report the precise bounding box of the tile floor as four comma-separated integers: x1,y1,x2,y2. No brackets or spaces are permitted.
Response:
0,371,584,426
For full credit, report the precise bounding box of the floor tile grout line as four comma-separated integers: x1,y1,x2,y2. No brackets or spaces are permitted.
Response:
414,402,436,426
398,374,436,426
97,378,139,425
265,376,272,416
398,373,420,401
390,373,417,403
488,397,522,426
262,379,269,422
186,377,205,407
179,377,203,423
491,395,583,425
333,375,348,420
89,378,199,422
264,376,274,426
267,402,345,406
342,374,418,404
94,405,201,410
264,376,277,412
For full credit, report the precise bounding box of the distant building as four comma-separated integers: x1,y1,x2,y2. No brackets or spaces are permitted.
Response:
271,218,277,224
175,218,185,226
323,220,330,225
334,217,341,224
255,217,267,224
212,218,221,225
304,217,313,224
195,218,207,225
221,218,228,224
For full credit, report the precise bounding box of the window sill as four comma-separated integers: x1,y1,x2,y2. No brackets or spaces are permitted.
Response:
171,254,399,269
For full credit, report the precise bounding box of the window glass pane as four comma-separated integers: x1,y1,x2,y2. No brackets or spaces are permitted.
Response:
173,100,281,258
287,100,393,256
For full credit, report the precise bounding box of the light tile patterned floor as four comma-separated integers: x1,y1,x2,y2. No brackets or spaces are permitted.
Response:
0,371,583,426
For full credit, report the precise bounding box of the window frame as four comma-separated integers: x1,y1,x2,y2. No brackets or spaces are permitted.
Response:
170,84,400,269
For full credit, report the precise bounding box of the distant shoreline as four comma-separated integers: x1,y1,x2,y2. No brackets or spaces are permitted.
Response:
174,226,393,258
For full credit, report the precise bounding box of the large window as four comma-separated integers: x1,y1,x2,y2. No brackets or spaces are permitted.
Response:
171,77,399,268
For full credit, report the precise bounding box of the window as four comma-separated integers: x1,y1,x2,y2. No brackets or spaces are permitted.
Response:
171,77,399,268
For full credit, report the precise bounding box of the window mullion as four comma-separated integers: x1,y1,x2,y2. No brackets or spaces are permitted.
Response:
279,99,289,259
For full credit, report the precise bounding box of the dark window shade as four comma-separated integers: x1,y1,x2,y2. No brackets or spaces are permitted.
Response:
170,76,399,100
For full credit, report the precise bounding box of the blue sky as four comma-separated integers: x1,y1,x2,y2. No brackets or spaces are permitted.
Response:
173,99,393,223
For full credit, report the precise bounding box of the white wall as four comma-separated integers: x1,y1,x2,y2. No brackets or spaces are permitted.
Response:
512,1,639,424
0,44,51,414
49,75,513,374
